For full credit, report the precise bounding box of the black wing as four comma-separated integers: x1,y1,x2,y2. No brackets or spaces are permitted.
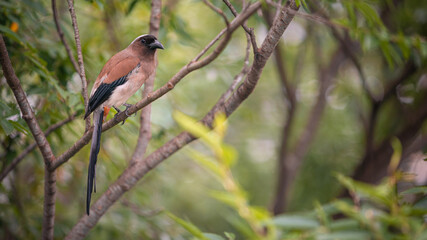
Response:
84,76,128,119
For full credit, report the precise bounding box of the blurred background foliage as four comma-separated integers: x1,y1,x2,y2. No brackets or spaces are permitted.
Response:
0,0,426,239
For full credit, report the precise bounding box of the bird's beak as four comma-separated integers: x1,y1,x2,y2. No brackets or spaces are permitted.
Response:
149,40,164,50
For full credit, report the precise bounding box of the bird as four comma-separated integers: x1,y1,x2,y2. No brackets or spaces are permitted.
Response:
83,34,164,215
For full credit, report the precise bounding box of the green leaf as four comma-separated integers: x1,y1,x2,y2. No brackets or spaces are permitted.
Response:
317,230,371,240
249,206,270,221
306,202,342,218
210,191,238,208
329,219,360,231
300,0,309,11
0,119,14,135
379,41,395,68
388,137,402,173
173,111,222,153
222,145,237,167
0,25,26,46
397,33,411,59
203,233,225,240
271,215,320,230
187,148,223,178
166,211,208,240
355,2,384,29
126,0,139,15
224,232,235,240
336,173,392,206
400,186,427,196
0,101,12,116
9,121,30,135
344,2,357,28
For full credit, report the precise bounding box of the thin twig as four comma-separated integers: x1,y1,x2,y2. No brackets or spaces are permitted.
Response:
0,113,76,182
203,0,229,26
0,35,57,240
66,0,90,132
52,0,80,74
65,2,299,238
223,0,258,52
265,0,338,27
221,33,252,102
193,1,257,62
193,28,227,62
308,2,374,101
51,1,262,170
277,46,346,212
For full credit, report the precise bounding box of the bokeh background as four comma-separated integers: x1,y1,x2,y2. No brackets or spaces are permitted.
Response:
1,0,426,239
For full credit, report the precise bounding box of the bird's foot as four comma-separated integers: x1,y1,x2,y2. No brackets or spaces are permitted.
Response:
113,104,135,125
113,106,127,125
123,103,135,117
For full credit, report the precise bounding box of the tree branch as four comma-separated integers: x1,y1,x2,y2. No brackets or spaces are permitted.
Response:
51,1,262,170
52,0,80,74
223,0,258,52
274,45,346,213
64,1,299,238
66,0,90,132
0,35,57,240
204,0,229,26
261,7,300,215
0,113,76,182
351,62,419,184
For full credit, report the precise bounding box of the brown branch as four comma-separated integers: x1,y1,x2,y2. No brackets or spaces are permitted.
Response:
43,167,56,240
261,7,299,215
308,2,374,102
0,35,57,240
51,1,262,170
223,0,258,52
66,0,90,132
52,0,80,74
274,46,346,213
351,62,419,184
265,0,353,30
0,113,76,182
130,0,162,165
64,2,299,238
224,1,299,115
272,38,308,214
204,0,229,26
221,34,252,102
193,28,227,62
356,60,416,184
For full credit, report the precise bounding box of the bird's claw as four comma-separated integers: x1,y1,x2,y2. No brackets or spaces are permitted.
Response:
113,104,134,125
123,103,135,117
113,106,126,125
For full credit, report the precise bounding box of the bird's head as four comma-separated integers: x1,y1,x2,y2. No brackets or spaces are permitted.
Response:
130,34,164,54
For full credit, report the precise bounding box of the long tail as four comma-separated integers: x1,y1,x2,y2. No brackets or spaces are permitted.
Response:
86,108,104,215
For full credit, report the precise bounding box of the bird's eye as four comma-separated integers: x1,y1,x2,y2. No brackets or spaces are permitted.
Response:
141,38,146,44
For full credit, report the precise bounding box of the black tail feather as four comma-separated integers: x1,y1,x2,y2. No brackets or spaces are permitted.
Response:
86,108,104,215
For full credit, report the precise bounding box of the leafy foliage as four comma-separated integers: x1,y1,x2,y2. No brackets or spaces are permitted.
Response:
172,113,426,239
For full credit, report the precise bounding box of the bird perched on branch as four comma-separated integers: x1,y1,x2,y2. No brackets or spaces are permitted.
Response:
84,34,164,215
